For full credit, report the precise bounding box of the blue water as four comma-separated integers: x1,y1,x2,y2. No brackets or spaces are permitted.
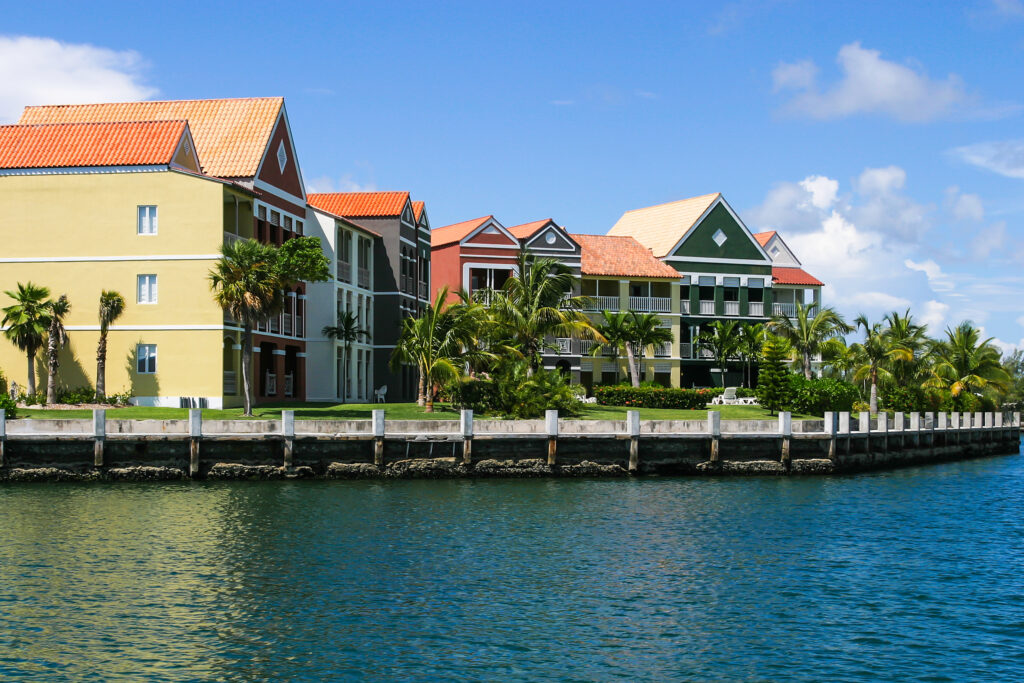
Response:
1,445,1022,681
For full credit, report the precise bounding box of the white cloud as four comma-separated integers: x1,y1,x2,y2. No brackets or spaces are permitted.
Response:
306,174,377,193
846,291,912,310
972,221,1006,260
774,42,969,122
920,300,950,330
798,175,838,209
951,140,1024,179
0,35,156,123
905,259,954,291
993,0,1024,17
856,165,906,195
944,186,985,222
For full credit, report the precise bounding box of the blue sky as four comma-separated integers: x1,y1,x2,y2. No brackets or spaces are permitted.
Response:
2,0,1023,349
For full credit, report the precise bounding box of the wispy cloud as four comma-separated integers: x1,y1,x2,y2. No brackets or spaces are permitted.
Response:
0,35,157,123
992,0,1024,18
951,139,1024,179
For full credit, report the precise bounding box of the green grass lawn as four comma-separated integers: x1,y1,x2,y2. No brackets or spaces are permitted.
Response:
15,402,815,421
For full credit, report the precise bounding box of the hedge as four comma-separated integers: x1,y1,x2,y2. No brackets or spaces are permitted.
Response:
595,386,710,410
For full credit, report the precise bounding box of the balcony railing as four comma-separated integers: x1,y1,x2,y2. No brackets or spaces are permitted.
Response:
698,347,715,360
680,300,690,314
358,267,370,289
724,301,739,316
418,281,427,299
556,338,572,354
265,372,277,396
748,301,764,317
584,295,620,311
680,342,693,359
472,289,494,306
284,372,295,398
654,342,672,358
773,302,796,318
296,314,304,338
223,371,237,395
338,261,352,283
699,300,715,315
223,231,243,246
269,316,280,334
629,296,672,313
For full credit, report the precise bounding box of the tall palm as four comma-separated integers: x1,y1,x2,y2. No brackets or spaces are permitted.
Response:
209,239,283,416
626,311,674,388
850,315,912,414
323,311,368,404
883,308,929,384
924,322,1010,406
96,290,125,402
2,282,52,396
767,303,853,380
697,320,741,384
737,322,765,388
44,294,71,405
488,250,601,374
589,311,631,384
820,338,857,382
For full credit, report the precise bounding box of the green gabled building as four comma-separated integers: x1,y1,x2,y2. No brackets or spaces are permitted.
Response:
609,192,823,387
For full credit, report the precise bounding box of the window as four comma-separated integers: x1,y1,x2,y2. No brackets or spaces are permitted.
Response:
138,205,158,235
712,229,727,247
276,140,288,172
284,216,293,231
137,274,158,304
136,344,157,374
258,205,267,221
295,220,303,235
270,210,280,226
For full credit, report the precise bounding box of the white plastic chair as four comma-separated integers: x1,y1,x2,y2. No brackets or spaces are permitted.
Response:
374,385,387,403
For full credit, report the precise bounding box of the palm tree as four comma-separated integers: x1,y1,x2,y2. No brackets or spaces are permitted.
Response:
625,311,674,388
488,250,601,374
589,311,631,384
850,315,912,414
820,338,857,382
96,290,125,402
209,240,283,416
767,303,853,380
737,323,765,388
924,322,1010,407
697,320,741,386
2,282,52,396
883,309,929,384
44,294,71,405
323,311,367,404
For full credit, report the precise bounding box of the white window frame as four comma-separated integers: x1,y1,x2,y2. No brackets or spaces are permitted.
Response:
137,205,158,235
137,274,158,304
136,344,157,374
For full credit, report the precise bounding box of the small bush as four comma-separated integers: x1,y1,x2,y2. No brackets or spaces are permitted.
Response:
57,386,96,404
448,363,582,418
19,392,45,406
594,386,710,410
0,368,7,398
0,393,16,418
106,390,134,406
787,376,861,415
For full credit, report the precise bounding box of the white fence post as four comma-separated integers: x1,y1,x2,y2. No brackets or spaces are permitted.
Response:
779,411,792,466
189,408,202,477
546,409,559,466
460,409,474,466
627,410,641,472
0,409,5,467
373,409,385,466
708,411,721,463
93,408,106,467
282,410,295,470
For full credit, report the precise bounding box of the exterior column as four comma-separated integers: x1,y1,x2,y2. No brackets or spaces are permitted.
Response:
618,279,629,312
273,348,286,399
296,352,307,402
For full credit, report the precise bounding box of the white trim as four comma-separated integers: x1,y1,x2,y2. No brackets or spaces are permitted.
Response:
223,325,306,342
453,252,523,259
0,254,219,263
399,236,418,247
169,126,201,173
253,179,307,211
664,255,771,266
461,261,519,291
24,324,225,331
664,196,773,262
271,349,287,356
296,352,308,358
675,272,775,286
0,164,166,176
524,225,580,252
372,344,398,349
252,106,307,201
460,217,520,248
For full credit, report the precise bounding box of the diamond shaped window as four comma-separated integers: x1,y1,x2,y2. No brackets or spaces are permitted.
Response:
276,141,287,172
712,229,727,247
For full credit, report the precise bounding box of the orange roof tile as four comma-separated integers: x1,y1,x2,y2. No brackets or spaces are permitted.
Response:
431,216,494,247
608,192,721,257
508,218,554,239
307,191,410,218
0,120,188,169
19,97,282,178
412,200,425,221
754,230,776,247
571,234,681,279
772,267,823,286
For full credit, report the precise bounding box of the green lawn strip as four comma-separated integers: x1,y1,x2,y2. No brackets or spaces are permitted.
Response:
18,402,816,421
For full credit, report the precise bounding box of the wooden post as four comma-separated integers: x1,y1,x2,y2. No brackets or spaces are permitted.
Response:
708,411,721,463
0,409,5,468
839,411,851,457
627,410,640,472
189,409,202,477
779,411,792,468
93,408,105,467
282,409,295,470
460,409,473,466
373,409,385,466
546,409,558,467
824,411,837,461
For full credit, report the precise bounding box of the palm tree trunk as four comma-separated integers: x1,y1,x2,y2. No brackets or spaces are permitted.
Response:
96,332,108,402
424,369,434,413
341,343,349,405
26,349,36,396
869,367,878,414
241,321,254,417
625,343,639,388
417,363,426,406
803,350,812,380
46,332,59,405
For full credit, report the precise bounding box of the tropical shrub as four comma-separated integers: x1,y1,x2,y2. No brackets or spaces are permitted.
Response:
449,363,582,418
107,390,134,406
57,386,97,404
0,393,16,418
595,386,710,410
756,336,791,415
0,368,7,398
787,376,860,415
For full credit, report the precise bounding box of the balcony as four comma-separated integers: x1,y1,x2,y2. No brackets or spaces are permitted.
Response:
284,372,295,398
773,302,796,318
584,295,620,311
698,347,715,360
337,261,352,283
223,371,237,395
654,342,672,358
265,372,277,396
680,300,690,315
358,267,370,289
748,301,764,317
699,300,715,315
223,231,244,246
724,301,739,316
556,338,572,354
472,289,494,306
680,342,693,359
629,296,672,313
418,281,427,299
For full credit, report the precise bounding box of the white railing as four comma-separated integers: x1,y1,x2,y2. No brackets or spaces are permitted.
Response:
578,339,594,355
556,338,572,354
283,313,293,336
585,295,620,311
748,301,764,317
699,300,715,315
654,342,672,357
338,261,352,283
284,372,295,398
223,231,243,246
270,316,280,334
680,300,690,314
359,268,371,289
418,281,427,299
773,302,796,318
724,301,739,316
223,371,237,395
629,296,672,313
699,347,715,359
680,342,693,358
472,289,494,306
265,372,277,395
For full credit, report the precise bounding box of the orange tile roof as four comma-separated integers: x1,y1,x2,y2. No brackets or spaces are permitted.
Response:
608,192,721,257
431,216,494,247
772,267,823,286
0,120,188,169
571,233,681,279
508,218,553,239
307,191,410,218
753,230,776,247
19,97,282,178
412,200,425,221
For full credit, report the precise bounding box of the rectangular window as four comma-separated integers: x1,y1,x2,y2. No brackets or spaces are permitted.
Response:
284,216,293,231
136,344,157,374
270,210,281,226
137,274,158,304
137,205,158,235
295,220,303,235
258,205,267,221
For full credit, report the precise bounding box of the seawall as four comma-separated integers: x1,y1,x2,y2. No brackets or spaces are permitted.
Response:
0,409,1019,482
